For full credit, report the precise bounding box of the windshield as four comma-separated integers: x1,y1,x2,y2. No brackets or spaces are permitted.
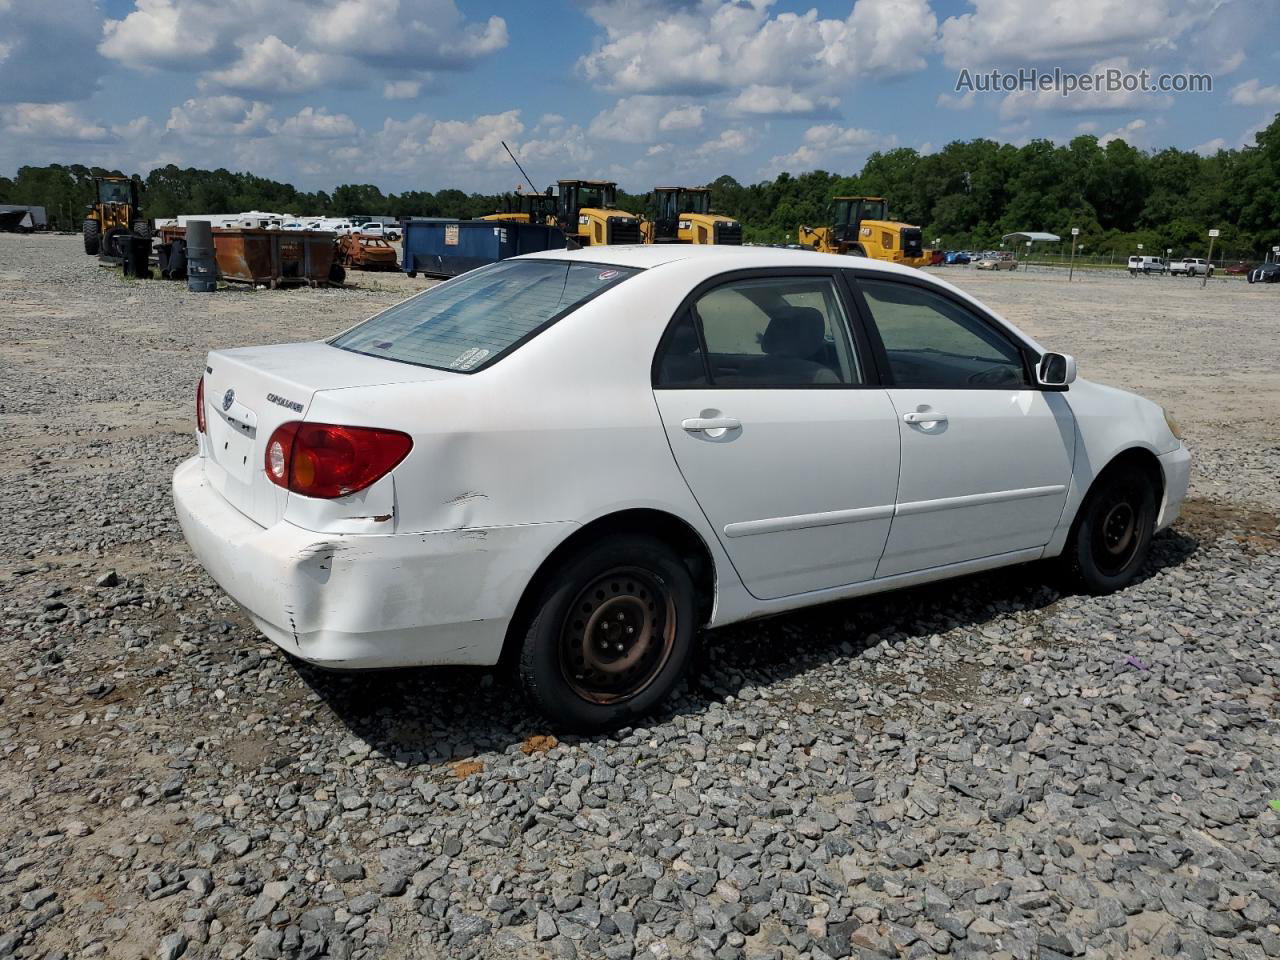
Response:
98,180,131,204
683,191,710,215
331,259,640,372
857,199,887,220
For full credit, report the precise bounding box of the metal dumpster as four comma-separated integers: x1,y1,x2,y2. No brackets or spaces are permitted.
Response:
158,226,339,287
400,218,566,278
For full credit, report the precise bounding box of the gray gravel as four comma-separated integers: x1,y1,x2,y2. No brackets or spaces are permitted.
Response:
1,234,1278,960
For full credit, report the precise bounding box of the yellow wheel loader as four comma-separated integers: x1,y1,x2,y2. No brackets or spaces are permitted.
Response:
476,189,557,225
83,175,149,257
640,187,742,245
555,180,642,247
798,196,928,267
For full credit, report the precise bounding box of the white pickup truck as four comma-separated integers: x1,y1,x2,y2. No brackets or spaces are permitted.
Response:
1170,257,1214,277
359,221,401,241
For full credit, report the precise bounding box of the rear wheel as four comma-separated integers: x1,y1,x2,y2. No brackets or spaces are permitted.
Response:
1061,465,1157,594
846,244,867,257
83,219,100,255
517,535,697,732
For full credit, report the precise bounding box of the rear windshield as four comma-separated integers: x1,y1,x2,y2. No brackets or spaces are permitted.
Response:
331,259,639,372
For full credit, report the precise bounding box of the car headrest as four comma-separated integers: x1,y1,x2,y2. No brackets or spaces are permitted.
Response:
760,307,825,358
667,319,700,355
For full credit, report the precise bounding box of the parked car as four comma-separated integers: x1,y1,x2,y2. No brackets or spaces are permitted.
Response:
975,252,1018,270
173,246,1191,731
360,221,401,242
1170,258,1213,277
1248,260,1280,283
928,250,945,266
1223,260,1254,276
1127,256,1167,275
943,250,970,265
337,234,399,271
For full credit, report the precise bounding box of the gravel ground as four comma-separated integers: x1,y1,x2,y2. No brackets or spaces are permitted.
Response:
1,234,1277,960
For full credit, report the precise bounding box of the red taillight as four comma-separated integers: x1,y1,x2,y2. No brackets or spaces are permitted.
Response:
196,377,206,433
264,422,412,499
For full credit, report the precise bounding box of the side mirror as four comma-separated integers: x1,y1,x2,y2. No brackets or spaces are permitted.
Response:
1037,352,1077,390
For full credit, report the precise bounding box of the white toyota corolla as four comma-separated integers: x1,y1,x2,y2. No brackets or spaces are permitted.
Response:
174,245,1191,730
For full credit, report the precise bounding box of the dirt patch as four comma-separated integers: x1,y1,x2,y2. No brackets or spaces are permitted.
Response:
1176,497,1280,552
520,734,558,755
450,759,484,778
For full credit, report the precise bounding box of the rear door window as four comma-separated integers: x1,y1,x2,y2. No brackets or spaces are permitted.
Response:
332,259,638,372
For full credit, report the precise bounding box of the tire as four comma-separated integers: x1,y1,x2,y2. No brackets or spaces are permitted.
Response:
101,227,127,260
847,244,867,257
328,262,346,285
407,270,418,279
516,535,698,732
83,219,100,255
132,219,151,239
1061,464,1157,594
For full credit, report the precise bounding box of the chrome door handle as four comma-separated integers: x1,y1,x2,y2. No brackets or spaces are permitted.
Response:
903,411,947,424
682,417,741,433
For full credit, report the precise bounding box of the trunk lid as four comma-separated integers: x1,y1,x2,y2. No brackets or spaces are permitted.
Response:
200,341,454,527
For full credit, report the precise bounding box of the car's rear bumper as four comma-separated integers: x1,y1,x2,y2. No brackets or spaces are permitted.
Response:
1156,444,1192,532
172,457,575,669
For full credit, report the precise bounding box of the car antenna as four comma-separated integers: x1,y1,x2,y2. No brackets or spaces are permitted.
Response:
502,140,541,196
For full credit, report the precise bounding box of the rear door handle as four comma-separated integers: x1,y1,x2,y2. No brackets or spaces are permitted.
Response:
682,417,741,433
903,411,947,424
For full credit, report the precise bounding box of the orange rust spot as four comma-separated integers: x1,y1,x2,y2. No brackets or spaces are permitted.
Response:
520,735,558,755
450,760,484,779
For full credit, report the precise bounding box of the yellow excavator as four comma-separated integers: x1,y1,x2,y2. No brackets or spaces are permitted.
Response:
798,196,928,267
83,174,149,256
555,179,642,247
641,187,742,245
476,188,557,225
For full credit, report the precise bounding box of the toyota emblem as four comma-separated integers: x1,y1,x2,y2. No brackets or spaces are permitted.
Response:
222,388,235,412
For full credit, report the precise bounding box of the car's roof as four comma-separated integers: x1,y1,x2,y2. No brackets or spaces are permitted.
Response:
518,243,928,279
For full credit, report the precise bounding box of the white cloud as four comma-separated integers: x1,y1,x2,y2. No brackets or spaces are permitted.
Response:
100,0,507,95
578,0,936,98
767,123,893,174
0,102,112,141
694,128,752,158
165,96,275,139
939,0,1191,68
589,96,703,143
1098,118,1146,146
1230,78,1280,107
205,35,331,95
1194,137,1226,155
728,84,839,115
936,90,976,111
659,104,704,131
277,107,357,139
998,58,1172,118
383,80,423,101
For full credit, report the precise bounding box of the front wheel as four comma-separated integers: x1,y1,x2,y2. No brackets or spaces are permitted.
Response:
1061,467,1157,594
517,535,697,732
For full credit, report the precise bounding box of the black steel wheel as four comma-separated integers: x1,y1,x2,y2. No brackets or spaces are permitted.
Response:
559,566,676,705
517,535,697,732
1062,464,1157,594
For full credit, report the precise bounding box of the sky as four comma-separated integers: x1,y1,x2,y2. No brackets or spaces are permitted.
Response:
1,0,1277,195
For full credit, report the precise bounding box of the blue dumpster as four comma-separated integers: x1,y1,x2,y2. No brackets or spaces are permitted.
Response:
400,218,567,278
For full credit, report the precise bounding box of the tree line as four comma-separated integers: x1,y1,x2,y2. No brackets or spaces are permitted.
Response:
3,111,1277,260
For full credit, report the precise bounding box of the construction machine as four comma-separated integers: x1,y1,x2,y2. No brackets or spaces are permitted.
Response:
641,187,742,245
555,180,643,247
798,197,928,267
476,189,557,225
83,175,149,256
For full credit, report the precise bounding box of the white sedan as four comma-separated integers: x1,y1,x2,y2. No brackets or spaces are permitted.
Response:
173,246,1191,730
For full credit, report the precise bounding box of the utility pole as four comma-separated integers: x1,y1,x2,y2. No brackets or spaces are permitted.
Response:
1203,229,1219,289
1069,227,1079,281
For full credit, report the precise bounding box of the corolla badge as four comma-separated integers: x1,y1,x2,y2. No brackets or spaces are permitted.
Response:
222,388,235,412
